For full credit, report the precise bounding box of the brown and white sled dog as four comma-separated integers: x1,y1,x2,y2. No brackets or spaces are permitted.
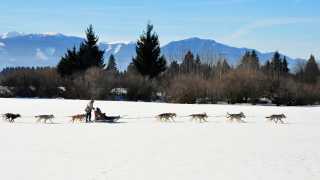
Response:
266,114,286,124
70,114,86,123
35,115,55,123
3,113,21,123
190,113,208,123
227,112,246,123
157,113,177,122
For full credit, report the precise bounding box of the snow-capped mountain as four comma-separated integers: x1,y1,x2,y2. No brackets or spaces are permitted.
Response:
162,37,298,67
0,32,83,68
0,31,25,39
0,32,301,70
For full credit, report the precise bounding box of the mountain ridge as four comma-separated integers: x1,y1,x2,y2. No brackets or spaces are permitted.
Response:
0,32,303,70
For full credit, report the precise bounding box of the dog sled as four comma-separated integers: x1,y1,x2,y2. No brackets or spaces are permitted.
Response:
95,115,121,123
94,108,121,123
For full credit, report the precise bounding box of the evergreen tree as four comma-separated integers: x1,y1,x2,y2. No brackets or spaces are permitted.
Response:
270,51,282,80
167,60,180,76
78,25,105,70
250,50,260,70
263,52,291,104
281,56,289,74
57,47,78,77
132,23,166,79
304,55,320,84
238,50,259,71
195,54,202,74
238,51,251,69
263,54,287,76
181,51,196,73
106,54,118,72
195,54,201,65
57,25,105,77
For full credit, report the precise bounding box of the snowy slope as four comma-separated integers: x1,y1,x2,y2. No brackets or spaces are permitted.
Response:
100,42,136,70
0,98,319,180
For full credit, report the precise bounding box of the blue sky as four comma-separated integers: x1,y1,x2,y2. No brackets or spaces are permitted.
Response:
0,0,319,58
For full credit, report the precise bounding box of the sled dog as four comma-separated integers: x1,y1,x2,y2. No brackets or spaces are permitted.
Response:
227,112,246,123
35,115,55,123
266,114,286,124
70,114,86,123
157,113,177,122
3,113,21,123
190,113,208,123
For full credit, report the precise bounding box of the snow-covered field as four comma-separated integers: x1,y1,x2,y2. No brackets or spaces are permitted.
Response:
0,98,319,180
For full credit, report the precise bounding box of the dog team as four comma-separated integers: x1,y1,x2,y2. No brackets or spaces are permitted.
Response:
2,100,97,124
157,112,287,124
2,100,287,124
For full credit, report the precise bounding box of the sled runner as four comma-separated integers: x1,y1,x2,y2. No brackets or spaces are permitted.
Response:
94,115,121,123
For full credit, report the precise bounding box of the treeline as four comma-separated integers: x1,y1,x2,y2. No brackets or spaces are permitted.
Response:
0,24,319,105
163,51,320,105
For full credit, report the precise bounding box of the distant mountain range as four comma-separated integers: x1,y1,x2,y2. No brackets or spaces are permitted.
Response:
0,32,303,70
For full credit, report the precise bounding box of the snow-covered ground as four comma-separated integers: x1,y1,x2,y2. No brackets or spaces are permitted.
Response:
0,98,319,180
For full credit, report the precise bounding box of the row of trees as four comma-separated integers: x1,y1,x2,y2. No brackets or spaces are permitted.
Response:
1,24,320,105
57,24,167,79
162,50,319,104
